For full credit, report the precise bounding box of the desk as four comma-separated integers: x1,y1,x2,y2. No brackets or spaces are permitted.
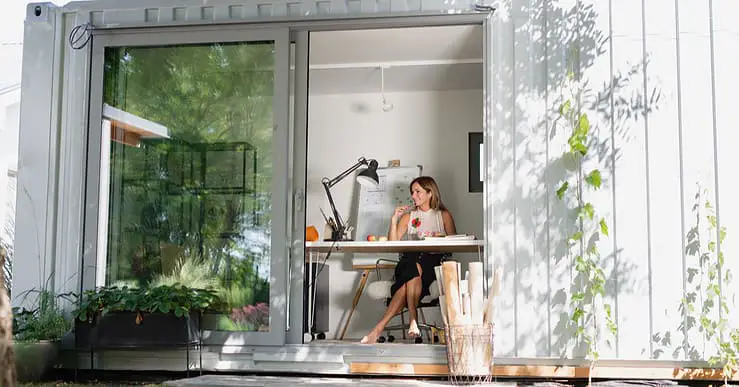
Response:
304,240,484,341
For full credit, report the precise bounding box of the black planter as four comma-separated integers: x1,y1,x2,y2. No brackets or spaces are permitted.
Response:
75,311,200,349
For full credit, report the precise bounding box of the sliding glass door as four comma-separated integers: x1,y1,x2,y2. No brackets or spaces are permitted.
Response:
83,27,290,345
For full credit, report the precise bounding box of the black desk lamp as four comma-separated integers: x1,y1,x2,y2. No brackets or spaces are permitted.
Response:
321,157,380,241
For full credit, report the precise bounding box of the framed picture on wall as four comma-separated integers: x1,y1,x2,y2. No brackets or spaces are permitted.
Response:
468,132,483,193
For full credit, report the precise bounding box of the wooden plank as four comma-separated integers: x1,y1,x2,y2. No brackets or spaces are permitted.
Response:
351,264,395,270
349,362,738,381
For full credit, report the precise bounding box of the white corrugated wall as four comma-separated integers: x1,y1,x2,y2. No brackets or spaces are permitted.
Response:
490,0,739,361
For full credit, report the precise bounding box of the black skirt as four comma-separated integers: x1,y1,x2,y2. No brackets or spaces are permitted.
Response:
390,252,450,300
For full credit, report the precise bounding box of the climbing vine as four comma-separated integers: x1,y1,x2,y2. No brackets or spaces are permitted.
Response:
554,73,617,369
652,183,738,385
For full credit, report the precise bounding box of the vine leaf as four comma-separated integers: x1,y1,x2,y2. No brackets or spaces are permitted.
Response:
582,203,595,220
560,100,571,116
556,181,569,200
572,307,585,323
585,170,602,189
572,292,586,303
570,231,583,242
600,218,609,236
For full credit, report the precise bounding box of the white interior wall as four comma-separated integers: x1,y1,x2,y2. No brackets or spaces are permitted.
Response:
306,89,483,340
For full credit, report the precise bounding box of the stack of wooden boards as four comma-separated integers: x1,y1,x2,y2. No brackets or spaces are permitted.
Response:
434,261,501,377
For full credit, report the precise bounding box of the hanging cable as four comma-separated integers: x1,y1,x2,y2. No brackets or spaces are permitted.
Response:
69,22,93,50
380,66,394,112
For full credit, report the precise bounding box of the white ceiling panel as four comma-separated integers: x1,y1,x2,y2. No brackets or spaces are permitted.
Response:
308,25,484,94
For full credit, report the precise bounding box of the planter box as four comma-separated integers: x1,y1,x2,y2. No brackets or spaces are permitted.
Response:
75,311,200,349
15,340,60,382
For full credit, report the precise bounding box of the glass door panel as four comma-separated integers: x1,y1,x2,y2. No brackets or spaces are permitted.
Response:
87,29,290,345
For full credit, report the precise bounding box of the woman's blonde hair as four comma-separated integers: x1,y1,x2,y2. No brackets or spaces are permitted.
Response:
409,176,447,211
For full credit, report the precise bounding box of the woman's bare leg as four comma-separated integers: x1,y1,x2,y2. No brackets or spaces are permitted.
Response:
360,283,408,344
405,263,423,338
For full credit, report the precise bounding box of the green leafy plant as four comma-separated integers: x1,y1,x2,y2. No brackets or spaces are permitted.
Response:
12,290,72,342
72,284,221,323
652,183,737,385
554,72,617,377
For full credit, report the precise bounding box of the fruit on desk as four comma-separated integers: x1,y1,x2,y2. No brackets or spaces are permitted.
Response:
366,235,377,241
305,225,319,242
378,236,388,242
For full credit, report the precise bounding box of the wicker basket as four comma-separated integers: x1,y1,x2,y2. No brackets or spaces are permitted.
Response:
444,323,494,385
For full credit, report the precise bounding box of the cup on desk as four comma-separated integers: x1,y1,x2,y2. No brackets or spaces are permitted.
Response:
323,223,333,241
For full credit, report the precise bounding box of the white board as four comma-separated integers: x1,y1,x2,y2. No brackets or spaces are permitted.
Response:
354,165,422,241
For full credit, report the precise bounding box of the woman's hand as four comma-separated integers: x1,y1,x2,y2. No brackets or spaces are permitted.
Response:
388,207,411,241
391,205,410,223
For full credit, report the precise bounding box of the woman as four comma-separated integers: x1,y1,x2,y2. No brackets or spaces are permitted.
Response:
360,176,456,344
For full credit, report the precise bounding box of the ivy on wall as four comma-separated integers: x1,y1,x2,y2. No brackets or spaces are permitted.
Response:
652,183,738,385
554,72,617,376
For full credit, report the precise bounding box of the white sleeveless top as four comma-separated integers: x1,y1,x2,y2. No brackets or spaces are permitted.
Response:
406,208,445,240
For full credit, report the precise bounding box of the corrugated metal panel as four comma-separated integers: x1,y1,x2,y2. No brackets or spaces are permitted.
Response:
56,0,483,27
491,0,739,362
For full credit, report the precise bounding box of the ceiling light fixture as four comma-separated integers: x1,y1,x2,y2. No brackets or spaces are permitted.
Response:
380,66,394,112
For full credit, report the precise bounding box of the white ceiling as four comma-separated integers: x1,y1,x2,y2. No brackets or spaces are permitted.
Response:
308,25,484,95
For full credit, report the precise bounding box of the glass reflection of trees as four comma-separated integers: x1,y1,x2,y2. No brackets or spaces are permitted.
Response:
102,42,274,331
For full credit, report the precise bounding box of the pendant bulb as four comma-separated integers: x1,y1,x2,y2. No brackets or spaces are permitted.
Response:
380,66,394,112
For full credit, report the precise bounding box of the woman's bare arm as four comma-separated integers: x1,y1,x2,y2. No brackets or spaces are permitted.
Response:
388,213,410,241
442,210,457,235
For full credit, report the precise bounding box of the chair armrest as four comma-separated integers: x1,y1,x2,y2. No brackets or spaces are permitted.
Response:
374,258,399,278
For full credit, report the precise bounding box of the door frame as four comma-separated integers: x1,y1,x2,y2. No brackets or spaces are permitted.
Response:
286,11,494,344
82,26,292,346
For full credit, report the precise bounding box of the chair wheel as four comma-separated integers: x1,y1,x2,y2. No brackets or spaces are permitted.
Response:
316,332,326,340
387,335,395,343
414,337,423,344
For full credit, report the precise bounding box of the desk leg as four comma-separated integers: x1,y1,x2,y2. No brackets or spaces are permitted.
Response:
339,269,370,341
307,251,315,342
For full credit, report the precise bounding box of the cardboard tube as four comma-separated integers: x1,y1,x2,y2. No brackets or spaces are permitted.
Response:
442,261,462,326
434,265,445,296
468,262,484,324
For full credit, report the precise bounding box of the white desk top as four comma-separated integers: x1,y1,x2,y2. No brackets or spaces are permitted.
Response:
304,239,484,253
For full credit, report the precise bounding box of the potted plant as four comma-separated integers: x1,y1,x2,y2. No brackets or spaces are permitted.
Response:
72,284,220,349
12,289,72,382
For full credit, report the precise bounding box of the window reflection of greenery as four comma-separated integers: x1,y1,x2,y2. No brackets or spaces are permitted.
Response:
102,42,275,331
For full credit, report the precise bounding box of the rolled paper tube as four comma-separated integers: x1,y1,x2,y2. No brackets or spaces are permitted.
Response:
442,261,462,326
439,296,448,326
468,262,484,324
434,265,445,296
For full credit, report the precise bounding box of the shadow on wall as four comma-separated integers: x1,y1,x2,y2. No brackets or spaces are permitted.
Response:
492,0,662,358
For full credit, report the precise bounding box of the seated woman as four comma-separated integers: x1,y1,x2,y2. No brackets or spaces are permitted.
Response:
360,176,456,344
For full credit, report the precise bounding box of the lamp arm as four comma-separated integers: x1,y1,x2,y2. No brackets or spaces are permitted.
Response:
322,180,345,238
323,157,369,188
321,157,373,240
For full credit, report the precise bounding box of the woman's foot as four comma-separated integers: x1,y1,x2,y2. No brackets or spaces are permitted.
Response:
408,320,420,338
360,330,381,344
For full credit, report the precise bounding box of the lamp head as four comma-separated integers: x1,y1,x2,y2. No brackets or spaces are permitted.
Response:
356,159,379,187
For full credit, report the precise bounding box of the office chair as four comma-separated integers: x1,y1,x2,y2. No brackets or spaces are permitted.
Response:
365,258,443,343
